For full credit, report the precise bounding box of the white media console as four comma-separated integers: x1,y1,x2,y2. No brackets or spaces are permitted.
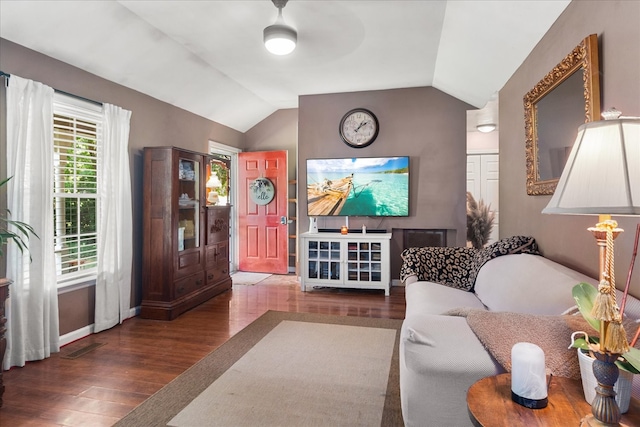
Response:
299,231,391,296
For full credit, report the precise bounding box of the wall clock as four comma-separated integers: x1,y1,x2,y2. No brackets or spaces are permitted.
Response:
339,108,379,148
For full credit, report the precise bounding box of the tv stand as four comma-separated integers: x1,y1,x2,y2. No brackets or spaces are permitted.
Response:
300,232,391,295
317,228,387,234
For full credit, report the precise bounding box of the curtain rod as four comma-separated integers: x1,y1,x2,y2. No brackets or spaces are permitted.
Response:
1,70,103,107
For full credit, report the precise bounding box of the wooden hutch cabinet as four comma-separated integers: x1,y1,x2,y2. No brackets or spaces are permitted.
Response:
141,147,231,320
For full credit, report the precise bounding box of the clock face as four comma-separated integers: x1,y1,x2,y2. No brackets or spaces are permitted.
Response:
339,108,379,148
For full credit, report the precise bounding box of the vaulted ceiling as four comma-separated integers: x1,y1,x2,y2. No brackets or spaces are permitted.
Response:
0,1,570,132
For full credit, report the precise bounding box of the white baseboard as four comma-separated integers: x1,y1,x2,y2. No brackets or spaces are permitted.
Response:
59,325,94,347
59,306,140,347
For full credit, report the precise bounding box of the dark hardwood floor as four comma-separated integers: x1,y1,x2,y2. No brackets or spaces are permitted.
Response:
1,275,406,426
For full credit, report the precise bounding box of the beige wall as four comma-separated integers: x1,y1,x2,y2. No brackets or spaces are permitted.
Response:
297,87,472,277
0,38,245,334
499,0,640,297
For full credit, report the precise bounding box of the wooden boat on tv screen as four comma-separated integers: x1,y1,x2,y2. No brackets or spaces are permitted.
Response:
307,174,354,216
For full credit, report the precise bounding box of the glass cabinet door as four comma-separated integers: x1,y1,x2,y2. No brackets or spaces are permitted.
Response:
346,240,383,282
178,157,200,251
307,240,341,281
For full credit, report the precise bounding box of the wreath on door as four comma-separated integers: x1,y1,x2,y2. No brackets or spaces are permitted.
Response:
249,177,275,205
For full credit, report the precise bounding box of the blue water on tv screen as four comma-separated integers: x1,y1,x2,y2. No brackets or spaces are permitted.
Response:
306,156,409,217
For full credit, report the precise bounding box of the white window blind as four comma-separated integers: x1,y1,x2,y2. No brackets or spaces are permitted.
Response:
53,94,102,286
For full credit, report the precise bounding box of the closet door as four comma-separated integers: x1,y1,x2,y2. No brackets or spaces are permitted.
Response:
466,153,499,245
480,154,499,243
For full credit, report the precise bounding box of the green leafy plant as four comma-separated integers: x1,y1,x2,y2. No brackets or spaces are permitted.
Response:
571,282,640,373
0,176,39,257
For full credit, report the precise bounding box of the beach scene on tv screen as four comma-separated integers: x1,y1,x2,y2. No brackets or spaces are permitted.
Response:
307,157,409,216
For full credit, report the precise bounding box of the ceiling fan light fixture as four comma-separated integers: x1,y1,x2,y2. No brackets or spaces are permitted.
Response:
264,0,297,55
264,23,297,55
476,123,497,133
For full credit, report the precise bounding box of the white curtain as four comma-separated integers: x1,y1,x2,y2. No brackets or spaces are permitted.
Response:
94,104,133,333
5,75,59,369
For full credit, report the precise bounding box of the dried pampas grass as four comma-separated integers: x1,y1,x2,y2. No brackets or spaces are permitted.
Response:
466,192,495,249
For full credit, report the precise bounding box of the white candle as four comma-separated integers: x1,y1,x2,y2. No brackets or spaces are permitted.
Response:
511,342,548,408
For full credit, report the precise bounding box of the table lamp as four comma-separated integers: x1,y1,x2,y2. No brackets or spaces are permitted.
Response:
206,174,222,205
543,109,640,426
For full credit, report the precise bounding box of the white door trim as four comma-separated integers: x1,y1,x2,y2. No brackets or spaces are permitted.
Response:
208,140,242,273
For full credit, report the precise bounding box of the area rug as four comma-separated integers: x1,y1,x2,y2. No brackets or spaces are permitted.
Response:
115,311,404,427
230,271,272,285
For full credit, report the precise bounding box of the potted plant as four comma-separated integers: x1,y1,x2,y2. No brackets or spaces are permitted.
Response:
571,282,640,412
1,176,38,259
570,221,640,415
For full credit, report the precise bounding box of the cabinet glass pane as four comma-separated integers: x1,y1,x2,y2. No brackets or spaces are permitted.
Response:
309,250,318,259
309,241,318,250
371,272,381,282
331,262,340,280
348,251,358,260
371,242,381,251
331,250,340,260
360,272,370,281
360,252,369,261
360,242,369,251
320,261,329,279
308,261,318,278
371,252,381,261
320,241,329,250
320,250,329,260
178,157,200,251
331,242,340,250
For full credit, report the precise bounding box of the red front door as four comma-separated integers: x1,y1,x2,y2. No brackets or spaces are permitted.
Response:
238,150,289,274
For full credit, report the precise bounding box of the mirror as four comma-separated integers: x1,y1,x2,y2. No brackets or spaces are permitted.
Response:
524,34,601,195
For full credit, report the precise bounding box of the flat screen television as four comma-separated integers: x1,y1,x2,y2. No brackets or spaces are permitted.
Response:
306,156,409,217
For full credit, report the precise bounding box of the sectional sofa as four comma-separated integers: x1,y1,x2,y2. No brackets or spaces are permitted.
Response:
398,236,640,426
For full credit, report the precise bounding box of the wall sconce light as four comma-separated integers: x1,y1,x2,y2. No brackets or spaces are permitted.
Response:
264,0,297,56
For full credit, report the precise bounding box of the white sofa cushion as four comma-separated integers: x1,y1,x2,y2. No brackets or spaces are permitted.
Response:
474,254,597,315
400,313,503,426
405,280,486,315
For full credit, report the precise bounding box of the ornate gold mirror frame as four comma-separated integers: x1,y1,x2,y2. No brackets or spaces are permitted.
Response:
524,34,601,195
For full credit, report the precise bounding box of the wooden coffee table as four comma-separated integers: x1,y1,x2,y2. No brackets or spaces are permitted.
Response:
467,373,640,426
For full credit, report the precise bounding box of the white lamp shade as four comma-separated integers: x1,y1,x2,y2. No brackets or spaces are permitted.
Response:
542,118,640,216
206,175,222,189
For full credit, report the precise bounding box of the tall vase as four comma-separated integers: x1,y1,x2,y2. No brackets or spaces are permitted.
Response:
584,351,622,426
578,349,633,413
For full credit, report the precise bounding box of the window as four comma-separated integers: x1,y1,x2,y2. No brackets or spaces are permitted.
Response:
53,94,102,286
